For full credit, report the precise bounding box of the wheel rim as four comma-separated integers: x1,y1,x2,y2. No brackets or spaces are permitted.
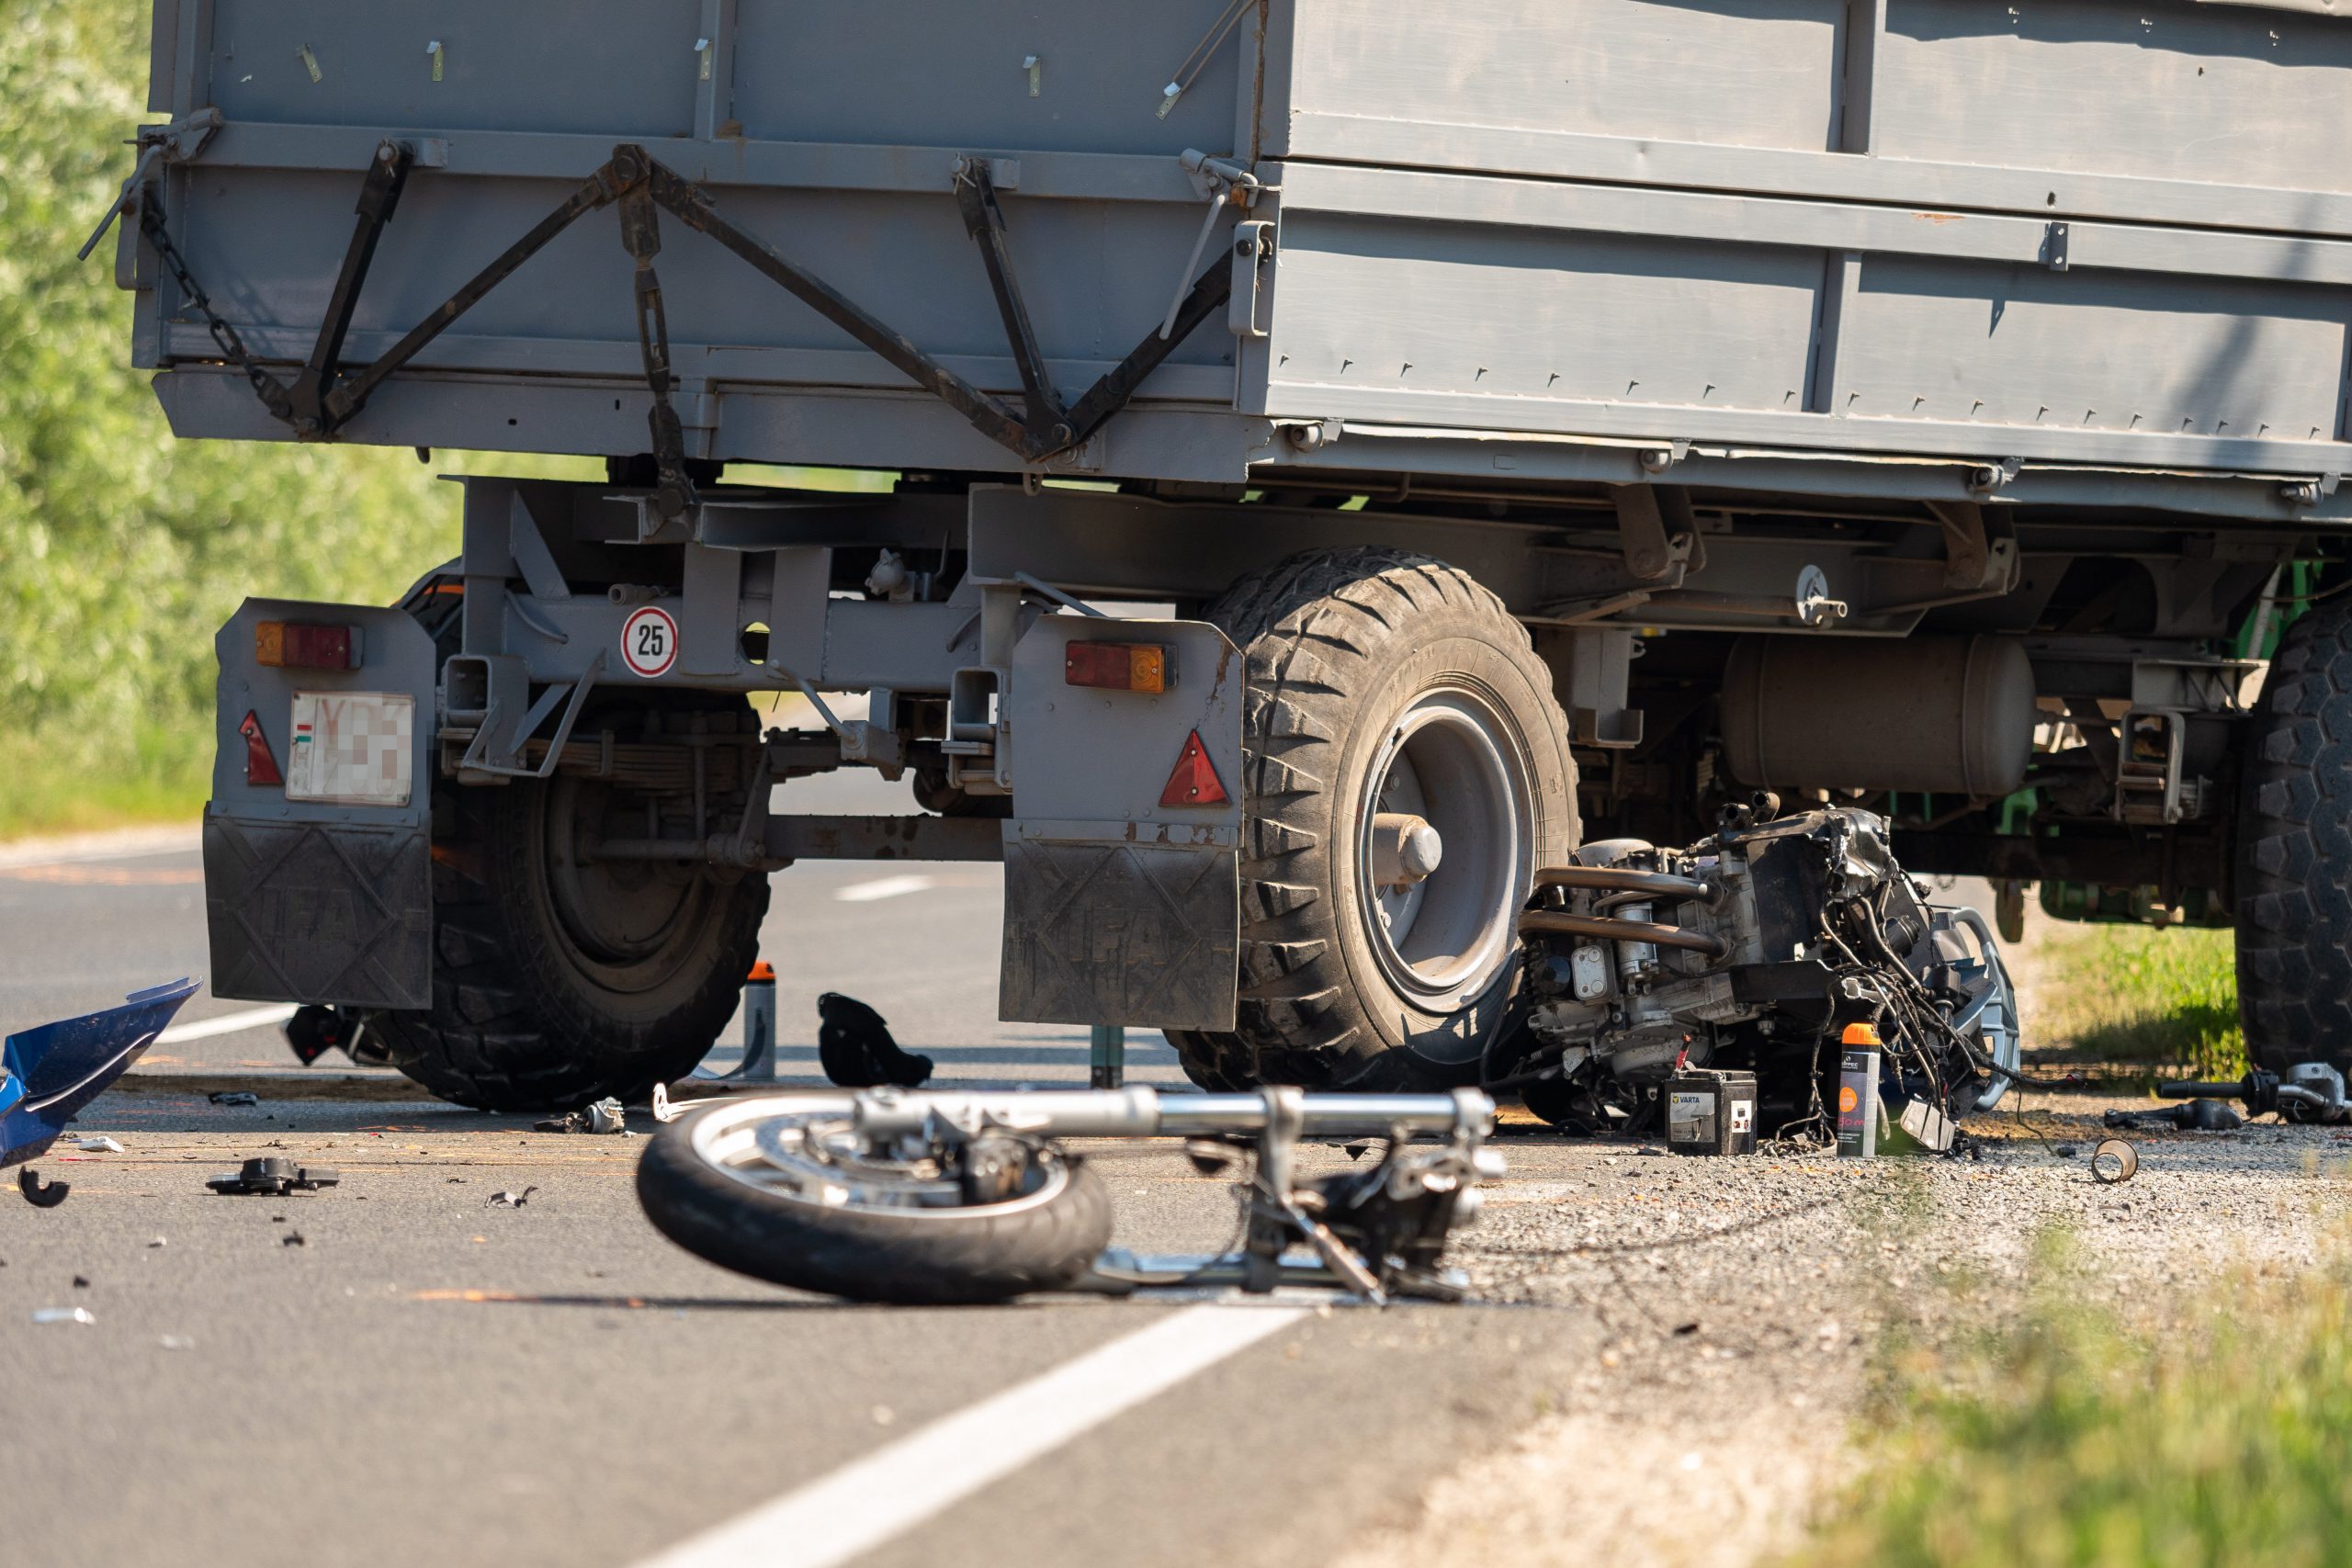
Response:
1354,685,1535,1013
682,1096,1072,1218
539,775,725,993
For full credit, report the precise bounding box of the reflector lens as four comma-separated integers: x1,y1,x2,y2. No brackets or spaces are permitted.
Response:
255,621,359,671
238,710,283,787
1159,729,1228,808
1064,641,1168,694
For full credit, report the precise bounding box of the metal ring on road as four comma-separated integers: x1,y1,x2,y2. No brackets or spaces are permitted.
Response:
2091,1137,2138,1184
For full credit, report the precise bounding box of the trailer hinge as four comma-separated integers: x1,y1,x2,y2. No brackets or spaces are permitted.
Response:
2041,220,2070,272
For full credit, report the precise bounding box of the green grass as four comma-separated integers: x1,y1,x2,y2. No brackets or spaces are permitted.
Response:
1803,1238,2352,1568
2035,923,2245,1080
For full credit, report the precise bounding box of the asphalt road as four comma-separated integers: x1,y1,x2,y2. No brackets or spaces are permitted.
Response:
0,780,1594,1568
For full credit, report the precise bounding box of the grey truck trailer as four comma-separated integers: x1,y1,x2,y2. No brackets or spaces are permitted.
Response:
102,0,2352,1108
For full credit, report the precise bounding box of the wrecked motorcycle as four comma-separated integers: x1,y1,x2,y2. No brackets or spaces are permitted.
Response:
1493,800,2021,1143
638,1085,1498,1305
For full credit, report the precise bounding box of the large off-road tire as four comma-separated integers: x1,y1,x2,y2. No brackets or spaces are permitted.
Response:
377,703,769,1111
1164,549,1578,1091
2239,593,2352,1074
637,1099,1114,1303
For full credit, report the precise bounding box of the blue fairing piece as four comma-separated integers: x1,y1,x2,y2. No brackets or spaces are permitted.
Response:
0,977,198,1167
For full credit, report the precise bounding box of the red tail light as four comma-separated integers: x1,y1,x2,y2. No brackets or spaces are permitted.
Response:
1065,641,1168,694
256,621,361,671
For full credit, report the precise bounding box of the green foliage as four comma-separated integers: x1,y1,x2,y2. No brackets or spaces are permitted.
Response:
0,0,905,838
2037,923,2245,1080
1804,1243,2352,1568
0,0,459,835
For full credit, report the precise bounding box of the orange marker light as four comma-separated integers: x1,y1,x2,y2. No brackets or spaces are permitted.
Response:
1064,641,1168,694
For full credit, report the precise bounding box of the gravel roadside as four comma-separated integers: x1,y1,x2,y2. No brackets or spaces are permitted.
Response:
1338,1102,2352,1568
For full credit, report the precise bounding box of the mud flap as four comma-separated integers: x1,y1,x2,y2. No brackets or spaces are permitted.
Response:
998,616,1244,1031
204,599,437,1010
204,814,432,1007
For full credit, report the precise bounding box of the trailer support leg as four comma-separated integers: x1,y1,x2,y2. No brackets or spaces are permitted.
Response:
1090,1024,1126,1089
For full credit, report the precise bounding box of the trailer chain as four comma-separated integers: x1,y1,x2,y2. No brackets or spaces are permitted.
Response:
136,196,295,424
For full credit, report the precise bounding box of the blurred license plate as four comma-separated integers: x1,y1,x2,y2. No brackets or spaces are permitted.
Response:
284,691,415,807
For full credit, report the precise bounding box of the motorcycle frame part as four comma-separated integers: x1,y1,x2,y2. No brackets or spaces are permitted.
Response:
671,1086,1498,1302
2161,1062,2352,1123
1519,907,1729,959
148,142,1234,466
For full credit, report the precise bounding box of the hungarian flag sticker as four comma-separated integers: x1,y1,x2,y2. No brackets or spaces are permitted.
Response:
1159,729,1228,807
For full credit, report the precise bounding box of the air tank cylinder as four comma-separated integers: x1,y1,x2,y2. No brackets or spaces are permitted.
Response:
1719,634,2036,796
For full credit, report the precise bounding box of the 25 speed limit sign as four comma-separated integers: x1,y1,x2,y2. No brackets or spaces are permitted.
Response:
620,606,679,679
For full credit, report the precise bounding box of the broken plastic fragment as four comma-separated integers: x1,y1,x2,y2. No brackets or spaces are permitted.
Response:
18,1168,68,1207
74,1136,125,1153
33,1306,95,1325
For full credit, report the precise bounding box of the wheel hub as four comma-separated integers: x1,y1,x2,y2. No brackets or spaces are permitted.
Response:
1355,687,1535,1012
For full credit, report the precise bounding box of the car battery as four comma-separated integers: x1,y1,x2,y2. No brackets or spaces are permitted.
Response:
1665,1069,1758,1156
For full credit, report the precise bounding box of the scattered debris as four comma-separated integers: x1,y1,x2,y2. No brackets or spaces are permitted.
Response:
159,1335,194,1350
2054,1143,2080,1158
204,1157,340,1196
18,1168,69,1207
283,1003,390,1066
2105,1100,2243,1134
282,1231,307,1247
534,1097,628,1135
1664,1069,1758,1157
2162,1065,2350,1124
73,1274,90,1289
2091,1138,2139,1184
73,1135,125,1153
817,992,934,1089
32,1306,96,1325
488,1187,539,1208
147,1236,166,1248
207,1090,260,1108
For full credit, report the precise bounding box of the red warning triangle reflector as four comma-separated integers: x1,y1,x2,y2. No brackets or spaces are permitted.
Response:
239,710,283,787
1159,729,1228,807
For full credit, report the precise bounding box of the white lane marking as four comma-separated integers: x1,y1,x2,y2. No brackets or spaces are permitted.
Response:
155,1004,299,1045
0,826,199,872
637,1303,1308,1568
833,873,938,903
